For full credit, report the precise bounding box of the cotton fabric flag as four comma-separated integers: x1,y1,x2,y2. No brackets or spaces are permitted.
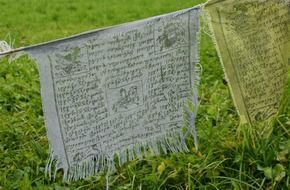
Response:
205,0,290,124
24,7,201,180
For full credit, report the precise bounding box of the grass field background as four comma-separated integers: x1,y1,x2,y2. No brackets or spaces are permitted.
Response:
0,0,289,189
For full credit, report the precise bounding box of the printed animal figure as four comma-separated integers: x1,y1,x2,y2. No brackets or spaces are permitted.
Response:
55,47,82,76
157,22,185,51
157,32,178,50
112,86,140,113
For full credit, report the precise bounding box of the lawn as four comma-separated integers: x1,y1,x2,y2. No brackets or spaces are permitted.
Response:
0,0,289,189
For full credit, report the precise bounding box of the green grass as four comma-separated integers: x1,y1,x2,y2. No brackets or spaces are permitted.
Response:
0,0,289,189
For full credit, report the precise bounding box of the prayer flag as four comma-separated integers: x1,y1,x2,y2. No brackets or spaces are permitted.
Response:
205,0,290,123
24,6,201,180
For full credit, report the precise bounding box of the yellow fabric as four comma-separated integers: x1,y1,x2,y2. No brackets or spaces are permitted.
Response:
205,0,290,124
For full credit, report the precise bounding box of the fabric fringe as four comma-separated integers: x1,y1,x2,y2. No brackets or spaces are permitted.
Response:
45,127,198,182
189,10,202,151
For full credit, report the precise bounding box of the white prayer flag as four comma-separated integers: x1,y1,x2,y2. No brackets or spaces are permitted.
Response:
26,6,201,180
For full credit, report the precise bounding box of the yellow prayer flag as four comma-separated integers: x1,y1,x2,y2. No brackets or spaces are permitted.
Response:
205,0,290,124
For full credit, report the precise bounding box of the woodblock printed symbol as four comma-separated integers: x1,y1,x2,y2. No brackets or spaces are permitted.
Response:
53,47,89,78
106,81,144,114
154,16,187,52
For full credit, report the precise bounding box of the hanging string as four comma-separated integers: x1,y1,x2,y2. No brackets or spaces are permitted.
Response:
0,3,207,58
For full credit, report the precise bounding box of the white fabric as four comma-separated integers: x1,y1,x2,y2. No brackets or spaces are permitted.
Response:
27,6,201,180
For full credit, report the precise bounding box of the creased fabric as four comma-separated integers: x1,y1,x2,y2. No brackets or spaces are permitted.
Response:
26,6,201,180
205,0,290,124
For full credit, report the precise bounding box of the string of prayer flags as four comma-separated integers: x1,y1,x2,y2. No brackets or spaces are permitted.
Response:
1,0,290,183
22,6,201,180
205,0,290,124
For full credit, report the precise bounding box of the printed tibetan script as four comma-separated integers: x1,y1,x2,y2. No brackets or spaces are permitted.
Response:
27,7,201,180
205,0,290,123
